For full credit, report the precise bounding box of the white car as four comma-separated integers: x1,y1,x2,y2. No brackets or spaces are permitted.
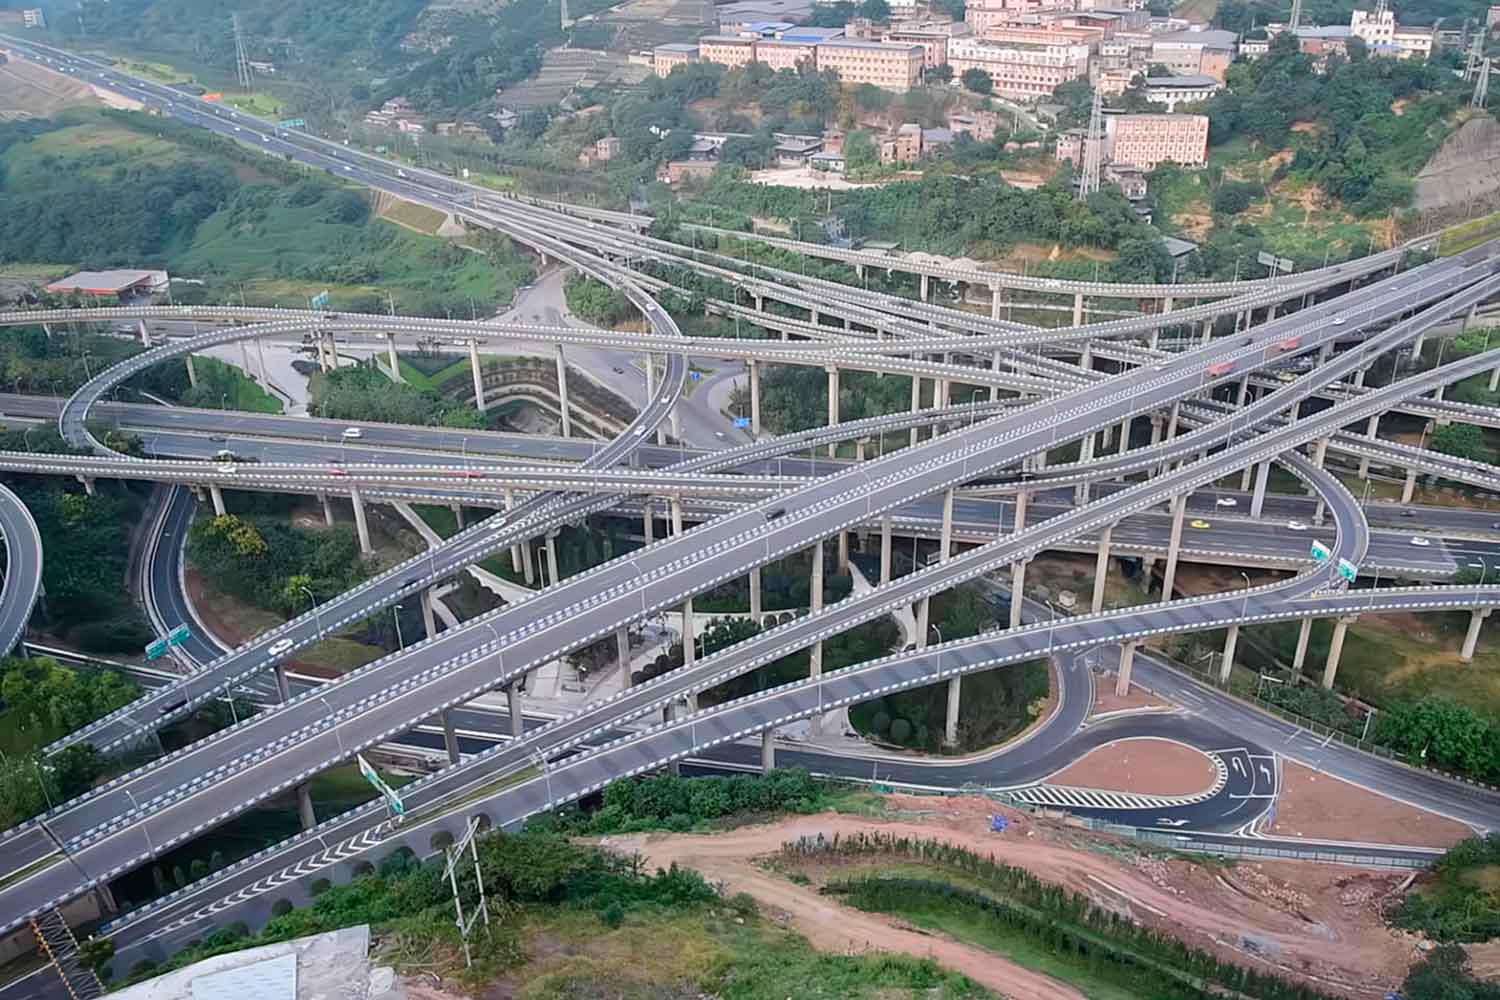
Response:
262,135,270,143
217,463,238,474
1331,317,1346,326
1409,535,1432,547
267,638,294,658
1287,520,1308,531
1214,497,1237,508
343,165,352,171
660,395,671,404
342,427,362,439
634,426,647,436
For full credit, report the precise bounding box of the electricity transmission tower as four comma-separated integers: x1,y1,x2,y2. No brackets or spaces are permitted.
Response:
1474,57,1491,109
1289,0,1302,30
1077,89,1103,201
232,13,253,90
1465,29,1486,82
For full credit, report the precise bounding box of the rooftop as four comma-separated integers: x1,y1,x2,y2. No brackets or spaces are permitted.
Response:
1143,74,1220,87
44,269,167,295
655,42,701,52
817,37,923,51
1153,27,1239,47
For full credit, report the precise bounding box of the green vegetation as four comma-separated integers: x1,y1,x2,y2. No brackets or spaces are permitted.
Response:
1401,945,1500,1000
756,365,916,436
132,355,281,413
562,274,636,327
533,768,834,835
785,832,1340,1000
1432,422,1485,460
309,363,486,428
118,815,986,998
0,656,134,830
695,545,854,614
186,512,373,617
1391,834,1500,942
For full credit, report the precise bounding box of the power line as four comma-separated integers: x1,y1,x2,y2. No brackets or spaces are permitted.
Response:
232,13,253,91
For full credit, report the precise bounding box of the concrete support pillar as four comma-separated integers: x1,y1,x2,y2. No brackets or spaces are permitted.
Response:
826,366,839,458
137,318,150,347
504,488,524,574
451,504,465,530
240,340,253,381
441,710,460,764
544,530,560,586
682,598,696,668
1092,523,1113,614
1291,616,1314,672
255,337,269,385
809,541,825,677
507,683,523,738
1236,374,1250,408
386,333,401,382
920,273,930,301
909,376,922,448
837,530,849,574
78,476,95,496
1313,436,1330,470
324,332,338,371
939,488,955,563
469,339,487,412
761,729,775,772
1322,616,1356,689
990,349,1004,401
990,284,1003,322
320,493,334,527
1160,494,1187,598
670,497,684,537
1116,416,1130,454
880,516,893,585
1490,365,1500,394
1402,468,1417,504
349,485,372,555
1072,291,1084,326
641,499,655,546
185,354,198,388
1358,415,1379,479
1218,623,1240,683
273,664,292,703
554,344,572,438
421,588,437,639
748,359,761,437
296,783,316,830
944,673,961,747
1352,365,1367,389
750,566,763,624
1115,640,1138,697
1250,460,1271,518
1462,607,1493,662
617,627,633,686
1013,489,1030,535
1009,559,1028,629
209,484,226,516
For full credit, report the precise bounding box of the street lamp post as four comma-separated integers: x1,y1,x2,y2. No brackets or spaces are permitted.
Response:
393,605,405,649
1239,571,1251,619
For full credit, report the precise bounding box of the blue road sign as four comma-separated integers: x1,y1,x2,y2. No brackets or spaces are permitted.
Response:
690,371,701,381
733,417,750,428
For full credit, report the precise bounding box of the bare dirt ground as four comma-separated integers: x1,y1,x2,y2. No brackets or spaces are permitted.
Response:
1267,761,1475,849
1089,685,1170,717
1044,737,1219,797
0,58,103,116
600,799,1426,997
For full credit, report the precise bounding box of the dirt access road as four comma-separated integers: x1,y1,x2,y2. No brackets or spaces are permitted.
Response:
598,798,1428,998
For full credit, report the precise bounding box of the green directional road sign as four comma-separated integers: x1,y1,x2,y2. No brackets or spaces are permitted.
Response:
357,753,405,816
1310,540,1331,562
145,638,169,660
277,118,306,129
168,624,192,647
310,290,331,310
1337,558,1358,582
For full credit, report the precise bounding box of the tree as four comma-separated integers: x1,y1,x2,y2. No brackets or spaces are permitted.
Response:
858,0,891,20
843,129,879,171
1403,945,1500,1000
1432,422,1484,461
961,67,993,96
925,63,953,85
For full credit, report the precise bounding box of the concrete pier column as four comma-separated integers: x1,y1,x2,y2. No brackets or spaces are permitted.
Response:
920,273,930,301
469,339,487,412
1013,489,1030,535
1236,374,1249,407
681,598,696,668
990,349,1004,401
1293,616,1314,671
240,340,254,382
1072,291,1084,326
320,493,334,527
826,366,840,457
1115,640,1139,697
880,516,893,585
544,529,560,586
809,541,825,677
1462,607,1493,662
137,318,150,347
386,333,401,382
297,784,316,830
641,499,655,545
749,566,763,624
1009,558,1028,629
78,476,95,496
504,488,524,573
324,332,338,371
1092,523,1113,614
507,683,523,738
185,354,198,388
944,671,961,747
939,488,955,562
451,504,465,530
617,627,632,686
990,284,1004,322
1160,494,1187,598
909,376,922,448
421,588,438,639
1116,416,1130,454
255,337,269,385
1490,366,1500,394
554,345,572,438
274,664,292,703
1218,624,1240,683
441,710,460,764
1358,415,1380,479
670,497,684,537
1402,469,1417,504
209,484,226,516
748,359,761,436
1250,460,1271,518
1313,436,1330,470
761,729,775,772
837,530,849,573
349,485,373,555
1322,616,1357,688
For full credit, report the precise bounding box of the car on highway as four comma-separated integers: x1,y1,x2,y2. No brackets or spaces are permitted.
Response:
1190,519,1211,529
1401,509,1417,517
342,427,362,439
660,395,672,404
217,464,238,474
267,638,295,658
1214,497,1237,508
1287,520,1308,531
1332,316,1346,326
765,506,787,521
634,426,647,436
1276,372,1296,382
158,698,187,716
262,135,270,142
1409,535,1432,547
328,467,347,476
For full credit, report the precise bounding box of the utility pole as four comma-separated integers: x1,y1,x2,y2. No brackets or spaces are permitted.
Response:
1077,88,1103,201
232,13,253,91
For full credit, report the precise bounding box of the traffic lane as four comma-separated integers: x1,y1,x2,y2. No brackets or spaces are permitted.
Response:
0,482,42,653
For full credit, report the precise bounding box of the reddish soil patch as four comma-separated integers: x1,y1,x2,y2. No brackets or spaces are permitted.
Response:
1268,761,1475,850
184,569,339,679
1045,737,1219,797
599,804,1424,996
1090,685,1170,717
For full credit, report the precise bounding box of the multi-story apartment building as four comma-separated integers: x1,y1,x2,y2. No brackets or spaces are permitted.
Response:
1150,28,1238,81
964,0,1053,34
815,38,924,89
1142,73,1221,111
756,37,819,69
653,43,701,76
880,122,924,164
946,34,1091,98
1350,5,1433,59
1057,112,1208,171
882,20,972,69
698,35,757,67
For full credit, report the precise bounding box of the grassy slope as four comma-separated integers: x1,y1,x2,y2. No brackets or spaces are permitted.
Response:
192,356,283,413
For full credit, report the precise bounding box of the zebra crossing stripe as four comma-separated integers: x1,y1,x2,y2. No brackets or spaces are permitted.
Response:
1010,751,1232,812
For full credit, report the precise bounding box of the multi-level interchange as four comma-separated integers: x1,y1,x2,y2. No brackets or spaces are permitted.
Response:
4,36,1500,996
